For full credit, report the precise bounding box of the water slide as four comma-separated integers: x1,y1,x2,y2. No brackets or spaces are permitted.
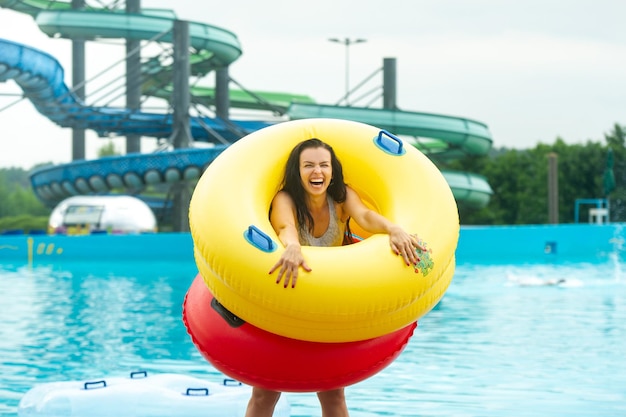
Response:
0,1,493,210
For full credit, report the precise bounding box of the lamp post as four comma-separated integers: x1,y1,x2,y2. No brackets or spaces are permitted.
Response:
328,37,367,106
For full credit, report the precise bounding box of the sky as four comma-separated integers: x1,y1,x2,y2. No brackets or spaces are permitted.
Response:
1,0,626,168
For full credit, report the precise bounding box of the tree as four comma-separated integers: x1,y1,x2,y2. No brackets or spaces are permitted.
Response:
0,169,49,217
445,133,613,225
97,140,120,157
0,167,50,232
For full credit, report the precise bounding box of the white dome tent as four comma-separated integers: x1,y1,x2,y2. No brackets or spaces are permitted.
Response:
48,196,157,235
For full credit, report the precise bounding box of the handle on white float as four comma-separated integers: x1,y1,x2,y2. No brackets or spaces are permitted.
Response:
83,380,106,390
185,387,209,396
223,378,243,386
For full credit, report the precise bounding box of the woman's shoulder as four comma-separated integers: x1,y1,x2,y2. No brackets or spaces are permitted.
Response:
344,186,361,201
345,185,357,194
272,190,295,206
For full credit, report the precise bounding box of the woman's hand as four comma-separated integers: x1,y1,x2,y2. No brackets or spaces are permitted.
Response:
388,226,426,267
343,187,426,267
269,243,311,288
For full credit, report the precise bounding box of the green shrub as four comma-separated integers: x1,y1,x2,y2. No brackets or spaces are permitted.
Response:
0,215,49,234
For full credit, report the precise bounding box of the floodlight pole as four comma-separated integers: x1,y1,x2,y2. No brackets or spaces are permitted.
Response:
328,37,367,106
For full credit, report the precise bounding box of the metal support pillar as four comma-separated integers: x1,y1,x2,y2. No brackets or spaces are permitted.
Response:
171,19,192,150
125,0,141,154
71,0,85,160
383,57,397,110
170,19,192,232
215,67,230,120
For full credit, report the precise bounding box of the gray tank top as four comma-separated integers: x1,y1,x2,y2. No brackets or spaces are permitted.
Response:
299,196,345,247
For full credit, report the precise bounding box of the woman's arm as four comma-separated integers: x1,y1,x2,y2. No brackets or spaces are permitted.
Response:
268,191,311,288
343,187,424,266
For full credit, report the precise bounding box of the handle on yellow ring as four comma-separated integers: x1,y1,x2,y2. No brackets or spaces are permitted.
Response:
244,225,278,253
374,130,406,156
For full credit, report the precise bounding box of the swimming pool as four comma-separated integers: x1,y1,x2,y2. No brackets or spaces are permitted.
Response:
1,225,625,416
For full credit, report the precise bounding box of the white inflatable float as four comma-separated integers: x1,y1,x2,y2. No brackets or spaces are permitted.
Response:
18,372,290,417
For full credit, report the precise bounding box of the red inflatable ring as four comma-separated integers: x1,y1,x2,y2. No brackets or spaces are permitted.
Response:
183,274,417,392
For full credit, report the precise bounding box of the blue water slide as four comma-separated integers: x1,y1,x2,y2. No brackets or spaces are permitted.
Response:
29,147,227,206
0,39,273,142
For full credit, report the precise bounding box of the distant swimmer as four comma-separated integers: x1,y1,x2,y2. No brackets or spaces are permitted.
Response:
542,278,567,286
506,274,576,287
515,277,567,287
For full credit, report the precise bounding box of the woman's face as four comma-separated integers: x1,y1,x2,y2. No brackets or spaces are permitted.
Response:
299,147,333,197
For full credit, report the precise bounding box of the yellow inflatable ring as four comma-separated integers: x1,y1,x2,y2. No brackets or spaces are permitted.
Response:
189,118,459,343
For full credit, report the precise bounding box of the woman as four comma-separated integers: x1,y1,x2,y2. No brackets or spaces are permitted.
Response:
244,138,423,417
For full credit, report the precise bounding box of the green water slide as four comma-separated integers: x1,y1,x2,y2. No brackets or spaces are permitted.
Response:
36,9,241,67
288,103,492,156
153,84,316,113
0,0,70,14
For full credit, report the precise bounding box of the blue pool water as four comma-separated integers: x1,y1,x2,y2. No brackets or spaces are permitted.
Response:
1,244,625,416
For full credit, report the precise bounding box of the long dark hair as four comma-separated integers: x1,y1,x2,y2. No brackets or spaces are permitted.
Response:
280,138,347,233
